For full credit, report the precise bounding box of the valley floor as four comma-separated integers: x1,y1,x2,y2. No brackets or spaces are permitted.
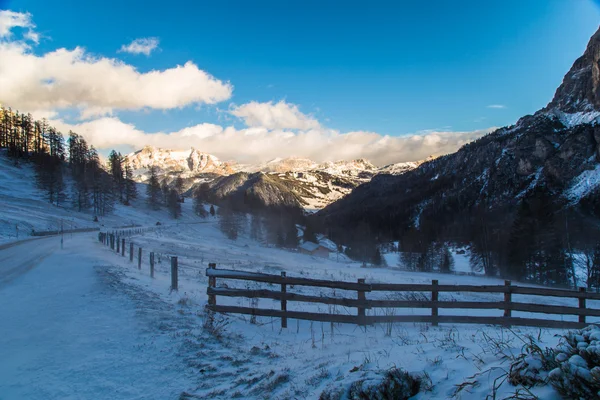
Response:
0,157,587,399
0,227,577,400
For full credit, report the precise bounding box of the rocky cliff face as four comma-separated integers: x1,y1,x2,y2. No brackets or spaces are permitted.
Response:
545,28,600,114
318,26,600,239
126,146,233,180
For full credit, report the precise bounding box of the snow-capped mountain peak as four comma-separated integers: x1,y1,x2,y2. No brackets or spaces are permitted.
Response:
126,146,233,181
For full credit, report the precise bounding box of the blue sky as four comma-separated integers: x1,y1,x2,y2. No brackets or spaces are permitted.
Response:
1,0,599,163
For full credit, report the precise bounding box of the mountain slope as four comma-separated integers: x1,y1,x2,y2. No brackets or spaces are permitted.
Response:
318,26,600,241
126,149,421,211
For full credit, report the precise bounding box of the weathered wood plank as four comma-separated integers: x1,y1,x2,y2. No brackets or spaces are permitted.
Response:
206,268,371,291
207,287,370,308
206,304,358,324
365,299,600,317
509,301,600,317
367,300,502,309
510,286,600,300
366,315,586,329
369,283,508,293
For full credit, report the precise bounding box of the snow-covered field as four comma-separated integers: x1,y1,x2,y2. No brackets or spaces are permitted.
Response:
0,157,592,399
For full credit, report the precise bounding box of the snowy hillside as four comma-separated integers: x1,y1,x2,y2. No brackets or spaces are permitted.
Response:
1,152,597,399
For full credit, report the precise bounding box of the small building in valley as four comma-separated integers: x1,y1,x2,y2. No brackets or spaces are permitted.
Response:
299,241,331,258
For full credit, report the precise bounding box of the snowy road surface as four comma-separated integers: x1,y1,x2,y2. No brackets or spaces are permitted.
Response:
0,234,196,400
0,236,57,288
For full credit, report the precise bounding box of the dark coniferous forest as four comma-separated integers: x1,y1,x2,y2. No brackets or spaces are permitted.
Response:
0,107,137,216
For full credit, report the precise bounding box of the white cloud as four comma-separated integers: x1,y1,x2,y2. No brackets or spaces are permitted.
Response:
49,114,493,166
0,41,233,118
3,9,493,167
487,104,506,109
0,10,35,39
23,29,39,44
119,37,159,56
230,101,320,130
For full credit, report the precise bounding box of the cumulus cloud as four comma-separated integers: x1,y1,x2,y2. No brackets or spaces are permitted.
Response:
230,101,320,130
3,10,494,166
487,104,506,109
0,13,232,118
0,10,35,39
49,115,493,166
119,37,159,56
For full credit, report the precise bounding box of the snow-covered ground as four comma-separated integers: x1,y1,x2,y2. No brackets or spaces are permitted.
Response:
0,234,197,399
0,156,592,399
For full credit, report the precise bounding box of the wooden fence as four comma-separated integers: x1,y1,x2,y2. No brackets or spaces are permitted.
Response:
97,231,600,330
205,266,600,330
98,229,177,289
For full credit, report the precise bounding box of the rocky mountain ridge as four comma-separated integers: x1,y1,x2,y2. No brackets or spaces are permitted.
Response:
125,146,423,210
317,25,600,245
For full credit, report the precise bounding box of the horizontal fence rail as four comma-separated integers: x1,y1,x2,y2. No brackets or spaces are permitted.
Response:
205,266,600,330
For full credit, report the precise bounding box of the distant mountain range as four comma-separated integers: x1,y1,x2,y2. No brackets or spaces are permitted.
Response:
125,146,423,210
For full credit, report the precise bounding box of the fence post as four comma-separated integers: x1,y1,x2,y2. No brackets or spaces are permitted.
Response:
138,247,142,269
116,237,120,253
121,239,125,256
171,257,178,291
431,280,439,327
110,234,114,250
208,263,216,306
281,272,287,329
150,252,155,278
579,287,586,324
129,243,134,262
504,280,512,326
357,278,366,325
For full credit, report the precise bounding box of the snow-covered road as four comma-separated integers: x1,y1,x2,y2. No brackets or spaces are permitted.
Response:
0,234,196,400
0,236,58,288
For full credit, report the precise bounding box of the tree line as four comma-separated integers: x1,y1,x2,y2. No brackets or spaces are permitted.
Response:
317,183,600,289
0,106,137,217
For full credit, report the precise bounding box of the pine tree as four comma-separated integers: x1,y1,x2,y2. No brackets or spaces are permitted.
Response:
284,220,299,248
146,166,162,210
218,206,240,240
108,150,125,203
174,175,184,196
372,248,383,266
68,132,90,211
507,199,535,281
161,180,169,204
167,189,182,219
276,227,285,248
124,164,137,205
440,246,454,273
193,187,208,217
589,244,600,291
302,219,318,243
